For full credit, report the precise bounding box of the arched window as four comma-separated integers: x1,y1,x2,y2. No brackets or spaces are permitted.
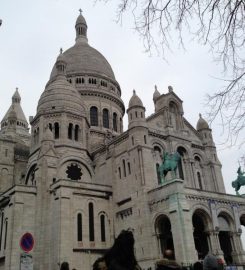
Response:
68,123,73,139
156,163,161,184
113,113,118,132
103,109,109,128
118,167,121,179
54,122,59,139
197,172,203,190
100,215,106,242
132,136,134,146
4,219,7,250
144,135,147,144
177,147,187,180
74,125,79,141
49,123,53,131
90,107,98,126
123,159,126,177
128,162,131,175
0,212,4,250
77,213,82,241
89,203,94,241
120,117,122,133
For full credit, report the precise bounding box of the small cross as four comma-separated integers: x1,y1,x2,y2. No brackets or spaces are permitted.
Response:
79,8,82,15
60,48,63,54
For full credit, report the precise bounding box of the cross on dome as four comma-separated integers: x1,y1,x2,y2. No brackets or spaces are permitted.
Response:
79,8,82,15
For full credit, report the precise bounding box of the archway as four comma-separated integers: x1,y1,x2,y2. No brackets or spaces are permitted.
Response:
240,214,245,250
155,215,175,259
177,146,187,180
192,211,209,259
218,215,233,265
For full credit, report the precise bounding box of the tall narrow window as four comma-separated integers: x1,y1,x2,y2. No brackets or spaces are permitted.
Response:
123,159,126,177
90,107,98,126
89,203,94,241
113,113,118,132
144,135,147,144
68,123,73,139
77,213,82,241
75,125,79,141
49,123,53,131
54,122,59,139
100,215,106,242
4,219,7,250
120,117,122,133
128,162,131,175
103,109,109,128
118,167,121,179
156,164,161,184
0,212,4,250
197,172,203,190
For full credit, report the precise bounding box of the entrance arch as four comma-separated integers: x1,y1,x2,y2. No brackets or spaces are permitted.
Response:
218,214,233,264
240,214,245,250
192,211,210,259
155,215,175,259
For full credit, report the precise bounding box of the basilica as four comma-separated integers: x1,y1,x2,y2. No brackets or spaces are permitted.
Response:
0,12,245,270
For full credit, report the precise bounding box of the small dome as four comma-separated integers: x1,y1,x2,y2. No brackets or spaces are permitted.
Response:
76,13,87,26
153,85,160,101
38,55,85,115
128,90,143,108
196,114,209,130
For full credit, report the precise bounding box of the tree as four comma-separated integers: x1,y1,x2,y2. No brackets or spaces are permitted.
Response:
98,0,245,144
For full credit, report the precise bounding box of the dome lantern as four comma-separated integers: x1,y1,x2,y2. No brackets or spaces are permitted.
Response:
75,9,88,43
55,48,67,77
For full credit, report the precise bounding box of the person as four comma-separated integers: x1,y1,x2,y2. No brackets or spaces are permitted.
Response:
93,229,141,270
203,253,218,270
60,262,69,270
193,261,203,270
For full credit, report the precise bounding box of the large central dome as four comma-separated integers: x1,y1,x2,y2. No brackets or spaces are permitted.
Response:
50,42,115,80
49,12,115,81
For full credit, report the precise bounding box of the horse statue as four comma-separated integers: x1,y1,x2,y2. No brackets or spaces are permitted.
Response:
158,151,181,184
232,166,245,195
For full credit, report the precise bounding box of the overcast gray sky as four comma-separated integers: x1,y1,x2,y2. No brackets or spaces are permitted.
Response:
0,0,244,198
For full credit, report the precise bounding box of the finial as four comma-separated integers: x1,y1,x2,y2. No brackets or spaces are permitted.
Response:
16,87,18,91
133,89,136,95
168,85,173,92
79,8,82,15
60,48,63,54
155,85,158,91
199,113,202,118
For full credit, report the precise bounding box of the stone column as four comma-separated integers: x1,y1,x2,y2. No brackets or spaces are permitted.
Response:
168,191,197,265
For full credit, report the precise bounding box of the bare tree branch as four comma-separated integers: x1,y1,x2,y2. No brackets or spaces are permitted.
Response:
97,0,245,145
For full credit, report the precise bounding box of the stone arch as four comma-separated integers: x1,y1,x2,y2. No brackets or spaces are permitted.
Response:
25,164,37,186
217,211,235,264
176,146,189,180
192,208,212,259
239,213,245,249
152,141,166,184
58,156,93,179
155,214,175,259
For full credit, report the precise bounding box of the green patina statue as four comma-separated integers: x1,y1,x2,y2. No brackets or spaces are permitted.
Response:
158,152,181,184
232,166,245,195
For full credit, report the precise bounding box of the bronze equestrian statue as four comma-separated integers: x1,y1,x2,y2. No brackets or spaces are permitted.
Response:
232,166,245,195
158,151,181,184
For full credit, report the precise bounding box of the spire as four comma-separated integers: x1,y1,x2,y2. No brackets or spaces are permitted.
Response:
75,9,88,43
12,87,21,104
153,85,160,102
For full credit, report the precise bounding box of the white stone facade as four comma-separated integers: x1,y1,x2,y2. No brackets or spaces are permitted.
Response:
0,12,245,270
